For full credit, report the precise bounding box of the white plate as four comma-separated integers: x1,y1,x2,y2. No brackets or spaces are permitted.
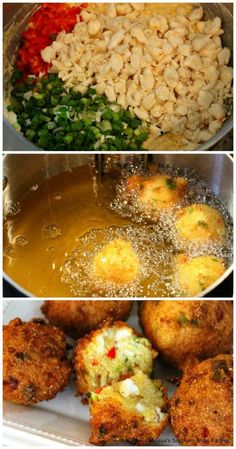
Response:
3,300,179,446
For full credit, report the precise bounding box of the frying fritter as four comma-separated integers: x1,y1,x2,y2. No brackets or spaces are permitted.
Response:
89,371,168,445
139,300,232,368
126,173,187,219
176,254,226,296
74,321,156,395
41,300,133,339
175,204,226,243
92,238,140,284
3,318,71,404
170,354,233,446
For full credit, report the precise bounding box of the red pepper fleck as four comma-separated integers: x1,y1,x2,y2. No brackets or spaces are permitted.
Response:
202,427,209,438
106,347,116,359
95,386,105,394
92,359,99,366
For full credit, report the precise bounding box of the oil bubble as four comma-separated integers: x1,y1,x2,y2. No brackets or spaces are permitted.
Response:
47,246,55,252
53,193,62,201
5,245,15,256
7,201,21,217
43,224,62,239
14,236,29,247
30,184,39,191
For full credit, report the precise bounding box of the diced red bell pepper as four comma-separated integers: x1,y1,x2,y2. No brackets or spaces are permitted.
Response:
16,3,87,77
106,347,116,359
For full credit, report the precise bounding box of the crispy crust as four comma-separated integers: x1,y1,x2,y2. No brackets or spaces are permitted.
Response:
41,300,133,338
170,354,233,446
139,300,233,368
89,382,168,445
3,318,71,404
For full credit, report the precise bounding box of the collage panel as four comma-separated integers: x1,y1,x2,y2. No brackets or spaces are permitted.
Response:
3,299,233,446
2,1,234,448
3,153,233,298
3,2,233,151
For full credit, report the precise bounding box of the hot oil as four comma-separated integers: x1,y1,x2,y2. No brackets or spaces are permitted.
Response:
3,165,131,296
3,163,232,297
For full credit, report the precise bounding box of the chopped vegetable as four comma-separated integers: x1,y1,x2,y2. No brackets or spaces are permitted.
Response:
99,425,107,436
197,220,208,227
16,3,87,76
166,178,177,190
178,313,199,327
106,347,116,359
9,74,149,150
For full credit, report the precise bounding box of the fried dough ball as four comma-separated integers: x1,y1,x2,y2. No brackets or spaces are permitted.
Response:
3,318,71,404
176,254,226,296
175,204,226,242
139,300,232,368
89,371,168,445
41,300,133,339
74,321,156,395
170,355,233,446
92,238,140,284
126,173,187,217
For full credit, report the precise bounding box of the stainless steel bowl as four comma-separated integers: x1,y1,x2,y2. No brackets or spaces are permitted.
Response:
3,153,233,297
3,3,233,151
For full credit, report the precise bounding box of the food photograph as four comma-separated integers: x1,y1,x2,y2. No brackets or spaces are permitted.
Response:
3,153,233,298
1,1,235,448
3,299,233,446
3,2,233,151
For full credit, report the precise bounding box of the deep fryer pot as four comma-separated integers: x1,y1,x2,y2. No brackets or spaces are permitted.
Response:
3,3,233,151
3,153,233,297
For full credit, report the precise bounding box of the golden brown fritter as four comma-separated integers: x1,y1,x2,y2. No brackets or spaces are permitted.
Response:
175,204,226,243
41,300,133,339
74,321,156,395
139,300,233,368
92,239,140,284
176,254,226,296
89,371,168,445
3,318,71,405
170,354,233,446
125,173,187,220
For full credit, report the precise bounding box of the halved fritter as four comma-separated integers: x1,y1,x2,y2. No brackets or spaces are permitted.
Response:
74,321,157,395
89,371,168,445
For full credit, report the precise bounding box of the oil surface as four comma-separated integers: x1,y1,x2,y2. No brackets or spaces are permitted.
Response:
3,163,232,297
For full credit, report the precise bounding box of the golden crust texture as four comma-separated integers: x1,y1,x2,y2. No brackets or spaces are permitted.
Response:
170,354,233,446
3,318,71,404
41,300,133,338
139,300,233,368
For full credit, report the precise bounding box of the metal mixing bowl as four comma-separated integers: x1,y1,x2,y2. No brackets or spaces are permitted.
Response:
3,153,233,297
3,3,233,151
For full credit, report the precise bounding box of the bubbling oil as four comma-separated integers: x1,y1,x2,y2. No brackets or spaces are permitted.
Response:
3,162,232,297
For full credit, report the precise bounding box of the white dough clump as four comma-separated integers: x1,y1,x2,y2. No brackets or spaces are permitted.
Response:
41,3,232,146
